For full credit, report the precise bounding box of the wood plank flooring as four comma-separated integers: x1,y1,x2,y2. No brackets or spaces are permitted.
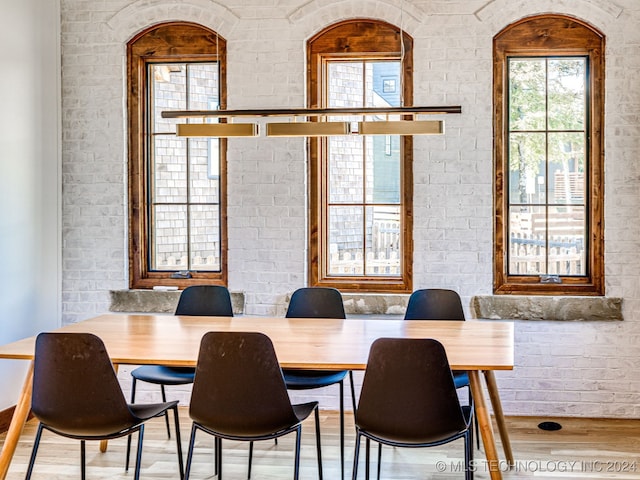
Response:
2,409,640,479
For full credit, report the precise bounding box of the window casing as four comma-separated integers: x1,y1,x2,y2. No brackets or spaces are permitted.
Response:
494,15,604,295
128,23,228,289
307,20,414,293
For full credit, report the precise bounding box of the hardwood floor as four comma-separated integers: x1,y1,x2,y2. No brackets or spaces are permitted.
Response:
2,409,640,479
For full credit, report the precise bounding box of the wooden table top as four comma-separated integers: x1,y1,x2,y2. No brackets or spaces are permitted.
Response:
0,314,514,371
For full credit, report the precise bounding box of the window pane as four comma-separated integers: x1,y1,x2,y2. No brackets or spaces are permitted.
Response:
152,136,187,203
328,62,363,108
365,206,401,275
508,132,546,204
366,135,400,203
508,205,586,276
189,205,220,271
329,135,364,203
547,205,586,275
188,64,218,110
508,205,546,275
328,206,364,275
548,132,585,205
189,138,220,204
548,58,586,131
366,62,400,108
152,205,188,271
509,59,546,131
151,64,186,134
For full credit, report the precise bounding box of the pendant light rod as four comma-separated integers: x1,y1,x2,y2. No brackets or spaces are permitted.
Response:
162,105,461,119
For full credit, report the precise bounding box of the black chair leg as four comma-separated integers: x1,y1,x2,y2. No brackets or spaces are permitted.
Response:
365,437,371,480
465,428,474,480
160,384,171,438
184,424,198,480
134,426,144,480
314,406,323,480
80,440,86,480
248,441,253,479
339,380,345,480
293,427,302,480
25,423,44,480
216,437,223,479
376,441,382,480
351,432,361,480
172,406,185,480
348,370,357,412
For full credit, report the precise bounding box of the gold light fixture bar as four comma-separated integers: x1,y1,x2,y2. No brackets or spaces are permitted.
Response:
176,123,258,137
358,120,444,136
266,122,349,137
163,105,461,119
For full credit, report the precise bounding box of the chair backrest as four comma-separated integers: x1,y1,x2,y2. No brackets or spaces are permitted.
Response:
356,337,467,443
404,288,465,321
175,285,234,316
189,331,298,437
32,332,137,436
285,287,346,319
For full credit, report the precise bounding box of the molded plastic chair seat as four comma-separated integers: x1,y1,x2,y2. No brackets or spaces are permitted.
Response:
353,337,474,480
27,332,184,480
131,365,195,385
283,287,356,480
129,285,234,440
184,331,323,480
404,288,478,448
283,369,348,389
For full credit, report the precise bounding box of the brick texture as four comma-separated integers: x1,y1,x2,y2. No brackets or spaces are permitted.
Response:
60,0,640,417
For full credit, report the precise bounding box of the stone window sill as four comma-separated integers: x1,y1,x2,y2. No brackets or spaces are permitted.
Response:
109,289,245,315
109,290,623,322
471,295,623,321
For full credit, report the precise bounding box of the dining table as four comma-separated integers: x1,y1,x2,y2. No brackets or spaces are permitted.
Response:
0,313,514,480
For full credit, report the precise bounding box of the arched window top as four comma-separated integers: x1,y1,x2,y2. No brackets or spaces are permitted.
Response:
307,19,414,293
493,14,604,295
494,14,604,52
128,22,228,289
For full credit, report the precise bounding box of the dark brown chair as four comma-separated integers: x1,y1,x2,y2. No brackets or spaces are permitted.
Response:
129,285,233,437
283,287,356,480
184,331,323,480
404,288,479,447
26,332,184,480
353,338,474,480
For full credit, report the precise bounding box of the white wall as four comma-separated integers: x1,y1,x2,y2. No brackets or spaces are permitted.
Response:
59,0,640,417
0,0,61,409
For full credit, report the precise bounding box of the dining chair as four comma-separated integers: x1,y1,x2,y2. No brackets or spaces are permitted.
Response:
404,288,470,389
283,287,356,480
129,285,233,436
184,331,323,480
404,288,479,444
26,332,184,480
353,337,474,480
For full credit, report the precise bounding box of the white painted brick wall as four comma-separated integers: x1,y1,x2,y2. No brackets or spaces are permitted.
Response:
60,0,640,417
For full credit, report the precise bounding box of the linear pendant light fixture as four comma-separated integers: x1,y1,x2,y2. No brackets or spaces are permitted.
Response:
266,121,349,137
163,105,461,138
175,123,258,138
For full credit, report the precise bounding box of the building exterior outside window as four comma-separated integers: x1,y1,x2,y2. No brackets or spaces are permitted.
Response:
307,20,414,293
128,23,228,289
493,15,604,295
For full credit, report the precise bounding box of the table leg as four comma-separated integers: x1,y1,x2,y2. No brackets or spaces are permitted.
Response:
484,370,514,466
0,361,34,480
468,370,502,480
100,363,120,452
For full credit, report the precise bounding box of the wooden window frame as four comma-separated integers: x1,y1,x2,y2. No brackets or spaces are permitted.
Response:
128,22,228,289
493,15,605,295
307,19,414,293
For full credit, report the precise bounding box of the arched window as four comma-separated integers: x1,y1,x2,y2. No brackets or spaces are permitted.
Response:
128,22,228,289
307,20,413,292
494,15,604,295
